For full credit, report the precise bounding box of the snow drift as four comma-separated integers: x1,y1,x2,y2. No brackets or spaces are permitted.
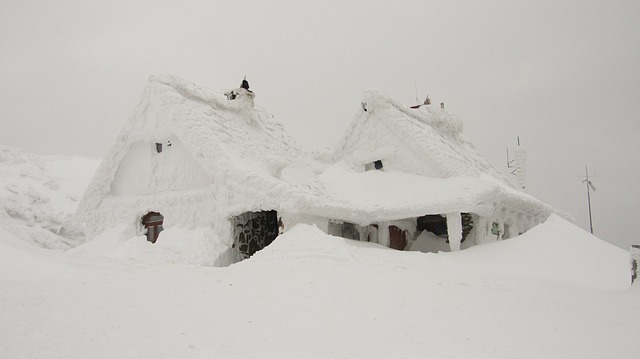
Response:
0,215,637,358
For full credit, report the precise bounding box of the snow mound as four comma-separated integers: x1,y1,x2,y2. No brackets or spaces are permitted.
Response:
237,223,388,267
0,145,99,249
0,228,84,280
240,215,630,291
444,214,631,290
409,229,450,253
70,225,235,266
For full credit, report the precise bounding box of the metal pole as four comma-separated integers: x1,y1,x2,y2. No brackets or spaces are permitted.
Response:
585,165,594,234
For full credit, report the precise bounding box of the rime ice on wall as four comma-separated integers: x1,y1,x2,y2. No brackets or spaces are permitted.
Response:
110,136,210,196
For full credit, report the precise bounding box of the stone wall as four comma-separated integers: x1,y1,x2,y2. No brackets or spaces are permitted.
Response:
232,210,279,259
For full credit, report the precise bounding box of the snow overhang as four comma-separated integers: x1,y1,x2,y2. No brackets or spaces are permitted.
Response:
279,164,504,224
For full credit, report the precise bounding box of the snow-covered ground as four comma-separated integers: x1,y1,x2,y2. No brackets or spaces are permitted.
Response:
1,147,638,358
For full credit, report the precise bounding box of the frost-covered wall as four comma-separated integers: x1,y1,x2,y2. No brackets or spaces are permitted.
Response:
75,189,215,238
337,95,445,177
110,136,210,196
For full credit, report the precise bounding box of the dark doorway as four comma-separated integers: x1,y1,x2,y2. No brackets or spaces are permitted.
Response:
366,224,379,243
232,210,279,259
328,220,360,241
389,225,407,250
417,214,448,236
461,213,474,242
142,212,164,243
416,213,474,243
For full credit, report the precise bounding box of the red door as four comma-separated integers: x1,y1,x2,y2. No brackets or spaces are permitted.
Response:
389,225,407,250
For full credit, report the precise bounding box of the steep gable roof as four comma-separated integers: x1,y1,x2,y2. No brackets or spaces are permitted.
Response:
161,75,302,177
335,90,515,184
76,75,304,215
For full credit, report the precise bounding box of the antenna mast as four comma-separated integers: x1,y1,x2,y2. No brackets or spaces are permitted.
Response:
583,165,596,234
506,136,520,173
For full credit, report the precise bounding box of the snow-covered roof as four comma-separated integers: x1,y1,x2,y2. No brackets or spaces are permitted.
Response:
77,75,304,214
315,164,501,220
161,76,302,177
335,90,514,182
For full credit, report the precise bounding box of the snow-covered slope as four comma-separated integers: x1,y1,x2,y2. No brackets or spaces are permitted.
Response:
0,146,99,249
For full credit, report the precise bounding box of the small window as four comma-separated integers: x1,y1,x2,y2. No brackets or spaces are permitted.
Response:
155,143,162,153
142,212,164,243
365,160,383,171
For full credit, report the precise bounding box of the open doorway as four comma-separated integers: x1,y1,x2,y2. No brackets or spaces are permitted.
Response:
142,212,164,243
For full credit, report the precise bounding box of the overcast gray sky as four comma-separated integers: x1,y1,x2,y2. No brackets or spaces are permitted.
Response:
1,0,638,249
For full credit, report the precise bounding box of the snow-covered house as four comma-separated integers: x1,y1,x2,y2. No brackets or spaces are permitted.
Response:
324,90,553,251
71,75,552,265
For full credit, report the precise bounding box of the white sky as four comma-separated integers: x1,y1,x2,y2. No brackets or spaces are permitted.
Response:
1,0,638,249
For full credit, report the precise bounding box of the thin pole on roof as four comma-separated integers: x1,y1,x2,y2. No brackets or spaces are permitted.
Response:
506,136,519,172
414,82,419,104
582,165,596,234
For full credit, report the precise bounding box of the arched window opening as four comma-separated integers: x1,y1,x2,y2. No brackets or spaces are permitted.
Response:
142,212,164,243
